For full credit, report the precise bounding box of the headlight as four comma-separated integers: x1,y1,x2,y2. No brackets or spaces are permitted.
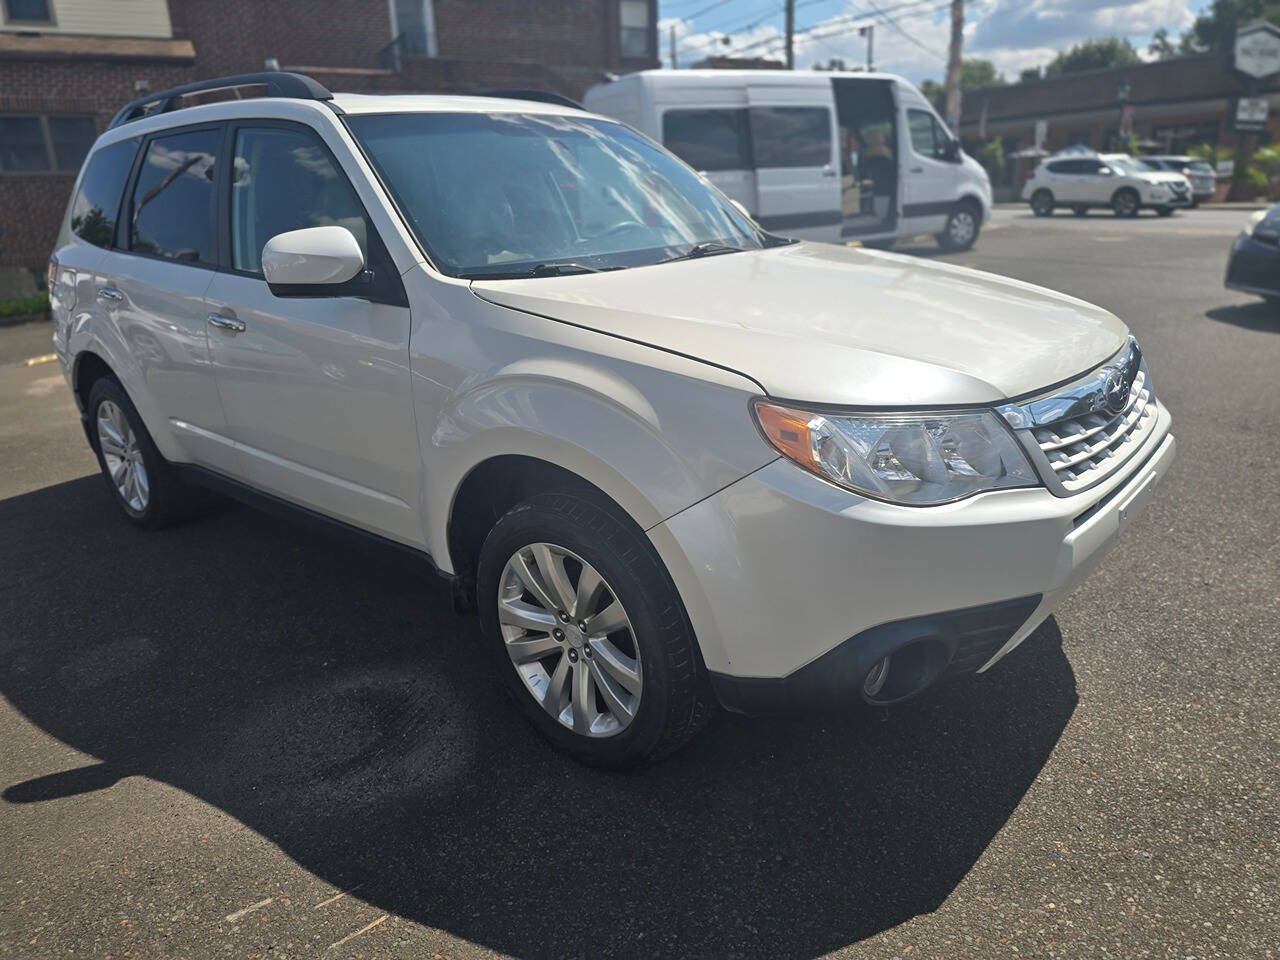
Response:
752,400,1039,506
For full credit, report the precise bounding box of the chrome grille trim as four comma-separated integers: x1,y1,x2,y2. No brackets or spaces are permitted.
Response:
997,337,1159,496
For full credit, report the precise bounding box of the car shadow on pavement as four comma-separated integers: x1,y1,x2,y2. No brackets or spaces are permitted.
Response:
1,476,1078,958
1206,301,1280,331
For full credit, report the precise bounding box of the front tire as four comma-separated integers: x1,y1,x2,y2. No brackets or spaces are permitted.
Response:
936,201,981,252
1112,188,1140,217
477,491,713,767
1156,206,1174,217
87,376,207,529
1030,189,1054,217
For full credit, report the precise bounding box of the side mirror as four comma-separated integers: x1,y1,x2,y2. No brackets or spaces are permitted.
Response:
1098,166,1113,176
262,226,365,295
943,137,962,162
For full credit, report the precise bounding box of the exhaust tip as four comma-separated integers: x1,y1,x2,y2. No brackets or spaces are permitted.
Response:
861,638,949,705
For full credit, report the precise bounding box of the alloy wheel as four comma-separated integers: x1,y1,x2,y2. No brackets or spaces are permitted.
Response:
96,399,149,512
497,542,642,738
948,210,976,246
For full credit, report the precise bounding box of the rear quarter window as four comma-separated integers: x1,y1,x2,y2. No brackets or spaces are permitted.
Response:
68,138,138,248
662,108,750,172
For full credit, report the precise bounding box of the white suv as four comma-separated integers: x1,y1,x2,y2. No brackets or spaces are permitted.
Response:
50,74,1175,766
1024,152,1192,217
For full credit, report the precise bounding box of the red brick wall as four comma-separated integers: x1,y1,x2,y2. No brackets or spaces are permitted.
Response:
2,0,658,268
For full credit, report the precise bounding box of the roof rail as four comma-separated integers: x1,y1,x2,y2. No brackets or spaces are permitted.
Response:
108,72,332,129
482,89,584,110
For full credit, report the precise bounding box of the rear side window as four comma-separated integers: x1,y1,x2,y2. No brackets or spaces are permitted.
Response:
1078,160,1103,175
130,128,220,265
69,138,138,248
1046,159,1077,174
662,108,750,172
230,126,368,274
749,107,830,168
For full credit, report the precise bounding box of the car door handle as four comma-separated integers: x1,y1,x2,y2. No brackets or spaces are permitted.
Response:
96,286,124,302
207,313,246,333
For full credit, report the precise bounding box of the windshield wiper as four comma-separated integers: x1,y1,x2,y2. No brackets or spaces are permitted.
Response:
658,241,749,265
460,261,619,280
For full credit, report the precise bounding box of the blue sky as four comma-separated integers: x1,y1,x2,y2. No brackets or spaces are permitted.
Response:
658,0,1215,86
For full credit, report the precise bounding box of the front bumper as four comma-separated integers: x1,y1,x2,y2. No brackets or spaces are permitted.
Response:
649,404,1174,712
1225,231,1280,297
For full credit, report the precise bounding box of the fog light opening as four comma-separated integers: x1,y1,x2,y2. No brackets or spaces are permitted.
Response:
861,638,949,705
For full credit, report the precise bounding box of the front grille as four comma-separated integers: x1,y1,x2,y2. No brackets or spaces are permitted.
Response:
1170,182,1189,194
998,336,1160,496
1031,368,1157,492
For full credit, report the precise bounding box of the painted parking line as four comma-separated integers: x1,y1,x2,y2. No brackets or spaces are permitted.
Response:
24,353,57,367
224,897,273,923
327,914,388,951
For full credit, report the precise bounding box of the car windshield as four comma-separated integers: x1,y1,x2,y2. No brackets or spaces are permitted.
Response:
346,111,776,279
1107,156,1148,175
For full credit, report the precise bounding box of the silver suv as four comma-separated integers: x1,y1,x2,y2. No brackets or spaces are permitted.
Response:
1024,152,1192,217
50,74,1175,766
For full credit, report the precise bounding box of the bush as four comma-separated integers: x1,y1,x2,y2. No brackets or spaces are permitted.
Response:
1251,145,1280,199
0,294,50,318
978,140,1006,186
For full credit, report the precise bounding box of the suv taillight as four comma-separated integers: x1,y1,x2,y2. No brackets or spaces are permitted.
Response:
46,255,58,292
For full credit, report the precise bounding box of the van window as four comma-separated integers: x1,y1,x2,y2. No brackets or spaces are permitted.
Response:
230,126,368,274
130,128,220,265
662,109,750,172
749,107,830,168
69,138,138,248
907,109,949,160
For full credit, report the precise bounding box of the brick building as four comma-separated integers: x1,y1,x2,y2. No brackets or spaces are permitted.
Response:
957,51,1280,197
0,0,658,289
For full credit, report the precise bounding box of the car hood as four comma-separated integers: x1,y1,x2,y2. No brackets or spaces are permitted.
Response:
470,242,1129,406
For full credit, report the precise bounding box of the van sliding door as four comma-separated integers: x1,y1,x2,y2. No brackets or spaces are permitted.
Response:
745,85,840,241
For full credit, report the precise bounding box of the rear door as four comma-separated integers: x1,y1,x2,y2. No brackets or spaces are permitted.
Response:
746,84,840,240
660,105,755,213
96,123,239,473
1076,158,1111,203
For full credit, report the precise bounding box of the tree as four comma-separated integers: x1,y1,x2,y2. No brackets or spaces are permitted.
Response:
1019,66,1042,82
919,58,1003,110
920,79,945,111
1044,37,1141,76
1180,0,1280,53
1148,28,1177,60
812,57,848,71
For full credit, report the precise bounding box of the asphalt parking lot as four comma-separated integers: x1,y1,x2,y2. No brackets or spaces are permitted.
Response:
2,206,1277,959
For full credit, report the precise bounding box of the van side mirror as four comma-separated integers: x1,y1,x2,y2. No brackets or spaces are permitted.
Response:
262,226,366,296
943,137,962,163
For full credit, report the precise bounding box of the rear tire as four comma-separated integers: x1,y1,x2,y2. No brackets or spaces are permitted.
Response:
1111,188,1140,217
476,491,714,767
86,376,210,530
1030,189,1054,217
1156,206,1174,217
935,201,981,252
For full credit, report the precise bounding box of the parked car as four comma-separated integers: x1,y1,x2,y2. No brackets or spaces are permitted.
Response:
1140,155,1217,206
50,73,1175,767
583,69,992,252
1224,203,1280,303
1023,152,1192,217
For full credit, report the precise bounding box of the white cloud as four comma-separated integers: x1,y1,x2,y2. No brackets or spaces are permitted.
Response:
660,0,1202,86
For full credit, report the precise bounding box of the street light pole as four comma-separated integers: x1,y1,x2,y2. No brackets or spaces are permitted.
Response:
670,24,678,69
859,24,874,71
785,0,795,69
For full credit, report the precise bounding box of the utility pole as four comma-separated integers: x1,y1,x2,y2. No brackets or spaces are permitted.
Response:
784,0,795,69
944,0,963,130
670,24,678,69
859,24,874,71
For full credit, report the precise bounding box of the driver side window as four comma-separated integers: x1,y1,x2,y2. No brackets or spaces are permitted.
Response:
230,126,368,275
907,109,950,161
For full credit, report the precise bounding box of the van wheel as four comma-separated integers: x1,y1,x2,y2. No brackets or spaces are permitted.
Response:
1111,188,1140,217
1030,189,1054,216
476,491,713,768
936,201,981,252
87,376,210,529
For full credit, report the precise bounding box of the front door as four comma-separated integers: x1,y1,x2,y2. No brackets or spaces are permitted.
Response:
204,122,421,545
902,106,960,235
746,85,841,240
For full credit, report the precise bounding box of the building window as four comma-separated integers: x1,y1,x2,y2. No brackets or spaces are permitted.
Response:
3,0,53,24
0,114,94,173
392,0,436,56
620,0,650,58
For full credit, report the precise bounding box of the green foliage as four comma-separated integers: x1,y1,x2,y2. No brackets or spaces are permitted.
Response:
1045,37,1142,76
1181,0,1280,52
0,294,50,318
919,59,1005,110
978,140,1006,185
1019,66,1042,82
1252,145,1280,197
1148,28,1177,60
920,79,944,111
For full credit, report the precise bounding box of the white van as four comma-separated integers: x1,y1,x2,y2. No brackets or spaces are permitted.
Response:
583,69,993,251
